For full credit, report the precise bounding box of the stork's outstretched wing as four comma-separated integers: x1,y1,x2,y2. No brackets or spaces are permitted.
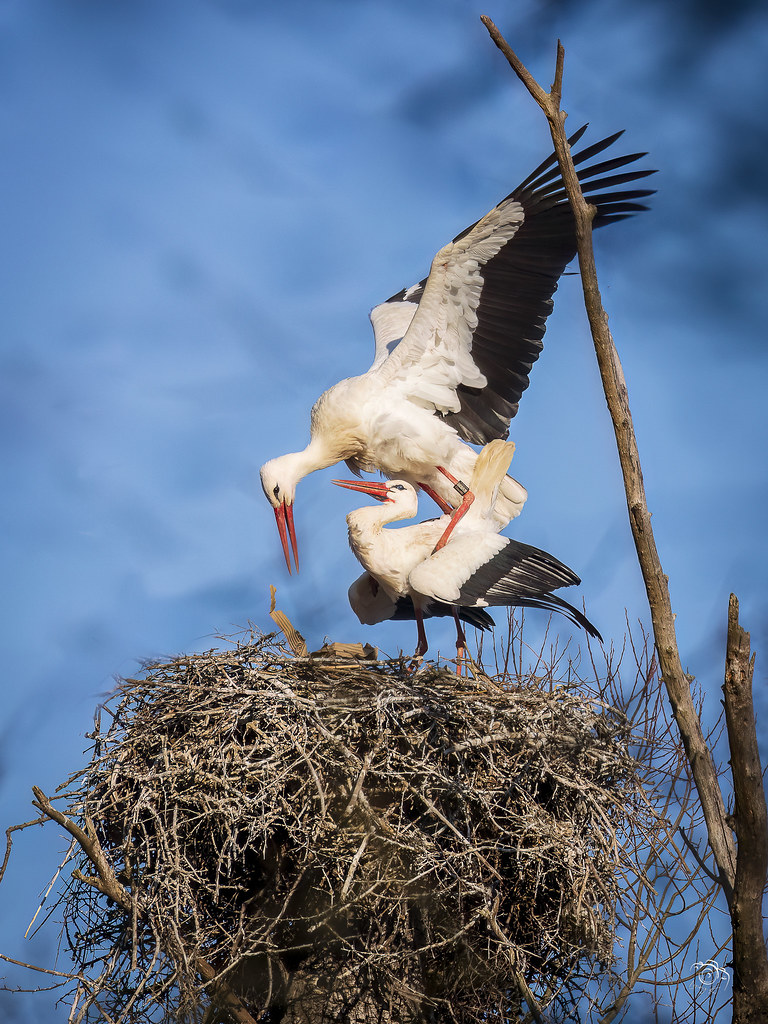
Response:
368,126,655,443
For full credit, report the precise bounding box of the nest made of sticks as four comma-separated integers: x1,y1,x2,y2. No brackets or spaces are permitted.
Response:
60,632,640,1024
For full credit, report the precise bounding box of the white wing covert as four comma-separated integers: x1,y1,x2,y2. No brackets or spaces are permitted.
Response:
409,534,509,605
371,197,527,415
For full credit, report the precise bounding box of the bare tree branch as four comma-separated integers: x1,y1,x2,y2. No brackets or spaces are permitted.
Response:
723,594,768,1016
480,12,738,901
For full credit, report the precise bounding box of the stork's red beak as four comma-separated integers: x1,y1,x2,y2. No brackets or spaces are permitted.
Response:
332,479,391,502
274,500,299,574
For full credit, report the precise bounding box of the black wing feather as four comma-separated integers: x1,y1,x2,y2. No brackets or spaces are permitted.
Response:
386,127,656,446
391,596,494,631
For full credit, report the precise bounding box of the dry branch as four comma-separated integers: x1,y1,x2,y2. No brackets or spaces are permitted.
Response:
480,12,738,904
723,595,768,1016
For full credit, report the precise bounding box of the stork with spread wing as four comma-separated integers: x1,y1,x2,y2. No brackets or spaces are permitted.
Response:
260,127,655,572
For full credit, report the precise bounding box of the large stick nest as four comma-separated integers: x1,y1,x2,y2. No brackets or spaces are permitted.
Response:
62,633,640,1023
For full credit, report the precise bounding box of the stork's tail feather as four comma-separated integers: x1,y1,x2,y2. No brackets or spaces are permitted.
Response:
493,471,527,527
469,439,517,513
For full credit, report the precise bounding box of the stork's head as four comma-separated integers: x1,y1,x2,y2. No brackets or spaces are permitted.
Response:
260,456,300,574
332,478,420,518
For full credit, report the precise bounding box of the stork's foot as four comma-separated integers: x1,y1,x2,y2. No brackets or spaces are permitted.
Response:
412,605,429,668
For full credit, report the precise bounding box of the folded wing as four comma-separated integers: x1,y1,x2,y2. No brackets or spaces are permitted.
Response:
409,535,602,641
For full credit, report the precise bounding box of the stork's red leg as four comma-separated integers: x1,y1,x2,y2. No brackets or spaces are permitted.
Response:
418,482,453,515
414,604,429,658
432,466,475,552
405,604,429,674
452,609,468,676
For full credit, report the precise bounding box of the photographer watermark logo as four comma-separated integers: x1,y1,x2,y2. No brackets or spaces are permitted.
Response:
691,960,730,987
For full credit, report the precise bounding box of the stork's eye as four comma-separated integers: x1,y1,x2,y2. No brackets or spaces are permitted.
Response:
392,484,406,491
273,485,281,500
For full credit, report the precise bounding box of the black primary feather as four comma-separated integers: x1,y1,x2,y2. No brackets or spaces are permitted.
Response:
384,127,656,445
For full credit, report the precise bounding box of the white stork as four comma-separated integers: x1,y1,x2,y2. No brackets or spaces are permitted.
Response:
260,127,654,572
334,440,601,660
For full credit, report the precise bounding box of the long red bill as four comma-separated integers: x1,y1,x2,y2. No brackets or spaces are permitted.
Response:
332,479,391,502
274,501,299,574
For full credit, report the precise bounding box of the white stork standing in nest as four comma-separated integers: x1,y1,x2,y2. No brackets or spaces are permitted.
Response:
260,127,655,572
334,440,602,664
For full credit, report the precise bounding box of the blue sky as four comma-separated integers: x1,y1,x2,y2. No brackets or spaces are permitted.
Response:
1,1,766,1019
